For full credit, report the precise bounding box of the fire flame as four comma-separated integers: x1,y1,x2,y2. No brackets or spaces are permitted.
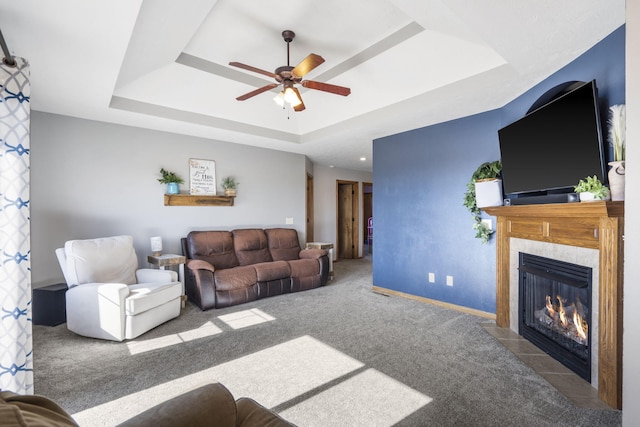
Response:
556,295,568,327
574,309,587,340
546,295,555,318
544,294,588,343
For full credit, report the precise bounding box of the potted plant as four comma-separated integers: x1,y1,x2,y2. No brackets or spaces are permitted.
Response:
607,104,625,201
463,160,502,243
574,175,610,201
157,168,184,195
221,176,238,196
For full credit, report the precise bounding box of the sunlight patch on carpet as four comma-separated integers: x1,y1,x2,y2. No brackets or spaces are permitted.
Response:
218,308,275,329
126,321,223,355
73,335,364,425
280,368,433,427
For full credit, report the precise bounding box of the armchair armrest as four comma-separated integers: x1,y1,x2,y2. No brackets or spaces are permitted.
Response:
136,268,177,283
299,248,327,259
66,283,130,341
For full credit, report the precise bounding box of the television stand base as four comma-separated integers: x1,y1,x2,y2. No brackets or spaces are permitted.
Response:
505,193,579,205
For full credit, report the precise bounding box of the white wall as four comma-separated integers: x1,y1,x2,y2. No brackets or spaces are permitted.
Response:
623,4,639,425
31,112,307,287
311,164,373,258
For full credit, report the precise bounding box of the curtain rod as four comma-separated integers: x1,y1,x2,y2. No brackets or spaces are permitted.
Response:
0,28,17,67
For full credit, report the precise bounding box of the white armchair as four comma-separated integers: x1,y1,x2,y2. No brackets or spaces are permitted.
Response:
55,235,182,341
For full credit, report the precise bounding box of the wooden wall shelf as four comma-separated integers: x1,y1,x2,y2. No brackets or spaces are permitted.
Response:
164,194,235,206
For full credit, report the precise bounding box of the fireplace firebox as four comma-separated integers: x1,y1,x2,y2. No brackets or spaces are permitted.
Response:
519,253,592,382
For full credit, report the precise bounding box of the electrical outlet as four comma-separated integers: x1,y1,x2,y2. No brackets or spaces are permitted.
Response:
285,217,294,224
481,219,492,231
446,275,454,287
428,272,435,283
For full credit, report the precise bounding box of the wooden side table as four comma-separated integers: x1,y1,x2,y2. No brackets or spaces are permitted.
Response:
305,242,334,280
147,254,186,307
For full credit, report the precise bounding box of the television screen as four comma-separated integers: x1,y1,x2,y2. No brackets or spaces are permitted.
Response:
498,80,606,198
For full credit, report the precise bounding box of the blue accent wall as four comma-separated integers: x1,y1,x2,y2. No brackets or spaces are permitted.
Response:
373,26,625,314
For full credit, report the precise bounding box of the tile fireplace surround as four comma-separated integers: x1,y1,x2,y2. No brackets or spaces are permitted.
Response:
483,201,624,410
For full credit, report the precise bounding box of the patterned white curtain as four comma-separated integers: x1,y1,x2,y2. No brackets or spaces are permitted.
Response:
0,57,32,394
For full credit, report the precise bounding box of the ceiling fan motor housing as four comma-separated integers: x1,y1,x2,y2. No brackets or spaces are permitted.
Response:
282,30,295,43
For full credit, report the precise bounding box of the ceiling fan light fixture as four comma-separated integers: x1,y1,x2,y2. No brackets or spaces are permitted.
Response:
284,86,302,107
273,91,286,107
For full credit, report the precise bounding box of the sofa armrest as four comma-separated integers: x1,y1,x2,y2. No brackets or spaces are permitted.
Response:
186,259,215,273
299,248,327,259
185,259,217,310
117,383,237,427
136,268,178,283
0,391,79,427
236,397,296,427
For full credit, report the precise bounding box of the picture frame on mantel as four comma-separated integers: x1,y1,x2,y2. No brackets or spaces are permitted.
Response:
189,159,216,195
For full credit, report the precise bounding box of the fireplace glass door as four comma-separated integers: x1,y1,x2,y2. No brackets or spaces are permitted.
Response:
519,253,592,381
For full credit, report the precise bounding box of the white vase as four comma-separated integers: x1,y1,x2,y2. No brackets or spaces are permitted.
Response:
608,161,625,201
474,178,503,208
579,191,611,202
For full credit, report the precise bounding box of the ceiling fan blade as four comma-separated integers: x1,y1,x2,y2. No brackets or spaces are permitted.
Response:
229,62,277,79
301,80,351,96
291,54,325,78
292,88,305,112
236,83,279,101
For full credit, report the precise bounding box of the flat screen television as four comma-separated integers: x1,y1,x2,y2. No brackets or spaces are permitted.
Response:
498,80,607,204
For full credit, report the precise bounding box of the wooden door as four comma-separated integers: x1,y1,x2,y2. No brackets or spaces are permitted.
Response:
306,173,314,242
337,181,359,259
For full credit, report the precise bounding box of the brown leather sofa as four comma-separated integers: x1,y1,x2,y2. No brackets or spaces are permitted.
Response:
0,383,296,426
119,383,296,427
182,228,329,310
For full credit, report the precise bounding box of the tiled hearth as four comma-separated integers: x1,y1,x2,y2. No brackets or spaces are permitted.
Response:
481,323,610,409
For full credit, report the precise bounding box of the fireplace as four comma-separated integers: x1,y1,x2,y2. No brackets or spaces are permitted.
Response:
483,201,623,409
518,253,592,382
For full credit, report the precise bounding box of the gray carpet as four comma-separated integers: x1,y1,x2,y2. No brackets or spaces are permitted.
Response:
33,256,622,426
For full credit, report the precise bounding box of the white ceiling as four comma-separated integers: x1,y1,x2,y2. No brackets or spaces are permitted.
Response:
0,0,625,172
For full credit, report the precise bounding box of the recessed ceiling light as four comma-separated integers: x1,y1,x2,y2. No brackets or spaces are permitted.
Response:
360,157,366,161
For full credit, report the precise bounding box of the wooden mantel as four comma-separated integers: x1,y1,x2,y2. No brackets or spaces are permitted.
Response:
483,201,624,409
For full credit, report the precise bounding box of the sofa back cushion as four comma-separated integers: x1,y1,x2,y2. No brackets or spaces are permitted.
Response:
186,231,239,270
232,229,273,266
265,228,301,261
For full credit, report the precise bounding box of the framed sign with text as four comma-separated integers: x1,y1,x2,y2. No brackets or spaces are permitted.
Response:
189,159,216,195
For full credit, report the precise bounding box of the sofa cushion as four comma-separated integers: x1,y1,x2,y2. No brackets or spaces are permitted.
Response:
232,229,273,266
287,258,320,277
214,266,257,291
187,231,239,270
265,228,301,261
253,261,291,282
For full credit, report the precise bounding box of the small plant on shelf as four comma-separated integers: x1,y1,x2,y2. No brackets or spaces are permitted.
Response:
221,176,238,196
574,175,609,201
463,160,501,243
157,168,184,184
157,168,184,195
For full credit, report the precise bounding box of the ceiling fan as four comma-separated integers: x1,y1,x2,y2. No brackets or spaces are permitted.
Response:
229,30,351,112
